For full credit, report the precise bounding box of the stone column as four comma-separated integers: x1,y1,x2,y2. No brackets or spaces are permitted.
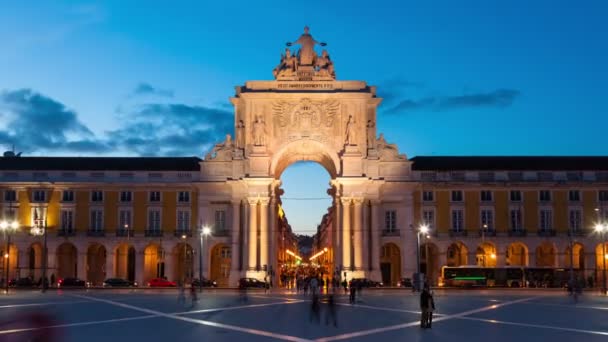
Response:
259,198,270,272
230,200,241,285
353,198,364,271
341,198,352,272
370,200,381,275
247,198,258,271
78,252,87,281
18,250,28,278
269,196,277,283
164,250,174,282
106,251,115,279
135,250,144,286
333,197,342,276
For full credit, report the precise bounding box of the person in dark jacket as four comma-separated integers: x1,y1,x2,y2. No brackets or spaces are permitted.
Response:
420,285,435,328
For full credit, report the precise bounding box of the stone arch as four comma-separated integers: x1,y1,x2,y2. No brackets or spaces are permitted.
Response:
476,242,497,267
143,243,164,283
173,242,194,284
270,139,341,178
380,243,401,286
210,243,231,287
506,242,529,266
114,243,136,282
56,242,78,279
446,241,468,266
28,243,44,280
564,243,585,270
595,243,607,270
536,241,557,267
86,243,107,286
420,242,440,286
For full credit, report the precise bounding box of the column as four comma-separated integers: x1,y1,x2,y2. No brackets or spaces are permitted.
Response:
230,200,241,275
370,200,381,272
106,250,115,279
259,198,270,271
18,249,28,278
333,197,342,273
78,252,87,281
135,250,144,286
164,250,174,282
353,198,364,271
341,198,352,271
269,197,277,282
247,198,258,271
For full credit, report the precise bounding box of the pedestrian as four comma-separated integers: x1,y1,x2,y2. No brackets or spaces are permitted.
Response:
349,283,356,304
50,274,56,287
420,285,435,328
342,279,348,294
325,291,338,327
177,282,186,305
310,292,321,324
190,284,198,308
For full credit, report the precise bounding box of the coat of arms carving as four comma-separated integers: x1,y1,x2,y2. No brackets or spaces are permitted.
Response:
272,98,340,129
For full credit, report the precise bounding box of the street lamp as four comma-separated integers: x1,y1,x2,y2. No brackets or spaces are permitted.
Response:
594,223,607,295
415,224,429,291
199,225,211,292
0,219,19,294
30,219,48,292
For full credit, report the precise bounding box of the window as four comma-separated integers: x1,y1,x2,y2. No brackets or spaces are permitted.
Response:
31,207,46,228
540,209,553,231
220,246,231,259
119,209,132,230
33,190,46,202
510,190,522,202
568,190,580,202
510,209,522,231
120,191,132,203
480,209,494,230
60,209,74,232
4,190,17,202
91,191,103,202
178,191,190,203
599,191,608,202
215,210,226,232
62,190,74,202
539,190,551,202
149,191,161,202
422,209,435,229
177,210,190,231
569,209,582,232
90,209,104,231
480,190,493,202
422,191,434,202
148,209,161,231
384,210,396,232
451,190,463,202
451,209,464,231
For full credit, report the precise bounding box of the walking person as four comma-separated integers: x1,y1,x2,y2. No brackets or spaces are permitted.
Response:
190,284,199,308
420,285,435,328
177,282,186,306
325,291,338,327
310,292,321,324
349,282,356,304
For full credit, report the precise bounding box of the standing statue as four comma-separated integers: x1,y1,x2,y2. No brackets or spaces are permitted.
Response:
236,120,245,149
253,115,266,146
345,115,356,146
288,26,323,66
366,120,376,148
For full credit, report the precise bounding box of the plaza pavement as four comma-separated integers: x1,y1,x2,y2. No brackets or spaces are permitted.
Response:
0,288,607,341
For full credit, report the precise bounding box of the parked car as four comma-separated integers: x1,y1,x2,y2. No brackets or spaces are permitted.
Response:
8,277,37,288
350,278,382,288
397,278,413,288
58,277,86,287
191,278,217,288
238,277,267,289
147,278,177,287
103,278,138,287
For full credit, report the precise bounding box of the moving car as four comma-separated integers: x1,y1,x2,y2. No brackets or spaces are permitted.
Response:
8,277,37,288
191,278,217,288
103,278,138,287
398,278,413,288
238,277,267,288
350,278,382,288
58,277,86,287
147,278,177,287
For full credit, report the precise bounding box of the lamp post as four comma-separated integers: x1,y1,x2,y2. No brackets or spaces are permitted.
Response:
199,225,211,292
416,224,429,291
595,223,607,295
1,219,19,294
181,234,188,285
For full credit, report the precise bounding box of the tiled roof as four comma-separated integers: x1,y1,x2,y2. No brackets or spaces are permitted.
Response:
0,157,201,171
410,156,608,171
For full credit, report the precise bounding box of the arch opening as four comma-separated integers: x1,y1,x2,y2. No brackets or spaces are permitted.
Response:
87,243,107,286
536,242,557,267
173,243,194,284
447,242,468,267
144,244,165,283
56,242,78,280
420,242,439,286
115,243,136,282
210,243,231,287
380,243,401,286
506,242,529,266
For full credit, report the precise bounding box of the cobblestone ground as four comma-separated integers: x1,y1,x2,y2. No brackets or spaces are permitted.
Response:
0,289,607,341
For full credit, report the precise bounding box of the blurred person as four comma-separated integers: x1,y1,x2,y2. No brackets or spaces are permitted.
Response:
325,291,338,327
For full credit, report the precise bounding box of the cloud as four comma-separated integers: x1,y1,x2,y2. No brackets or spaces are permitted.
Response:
0,89,110,153
385,88,520,114
376,77,423,104
132,83,174,98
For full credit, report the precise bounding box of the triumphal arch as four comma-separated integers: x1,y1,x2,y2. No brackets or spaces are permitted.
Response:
200,27,415,285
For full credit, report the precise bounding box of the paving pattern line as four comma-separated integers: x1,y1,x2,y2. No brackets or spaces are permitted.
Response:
0,300,92,309
171,300,305,315
456,316,608,336
0,315,157,335
73,294,313,342
315,296,536,341
518,301,608,311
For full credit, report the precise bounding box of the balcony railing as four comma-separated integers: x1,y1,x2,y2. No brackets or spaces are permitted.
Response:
145,229,163,237
87,229,105,237
508,229,527,237
57,229,76,237
449,230,467,237
568,229,586,237
382,229,400,237
116,229,134,237
478,229,497,237
174,229,192,237
537,229,556,237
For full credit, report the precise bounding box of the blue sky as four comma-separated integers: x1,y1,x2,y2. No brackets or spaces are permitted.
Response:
1,1,607,234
